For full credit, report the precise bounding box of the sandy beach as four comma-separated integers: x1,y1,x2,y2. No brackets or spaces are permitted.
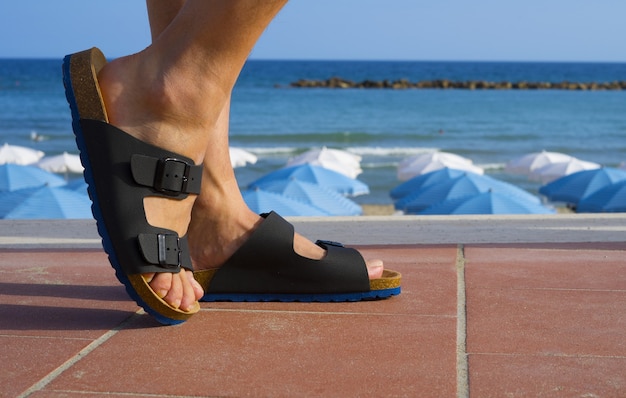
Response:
361,204,396,216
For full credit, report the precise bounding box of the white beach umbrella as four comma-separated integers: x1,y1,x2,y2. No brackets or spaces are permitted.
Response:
397,151,483,181
36,152,84,174
0,143,45,165
505,151,574,176
229,147,257,168
286,147,363,179
531,158,601,184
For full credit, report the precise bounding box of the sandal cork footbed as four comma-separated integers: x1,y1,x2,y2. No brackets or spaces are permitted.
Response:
64,48,199,324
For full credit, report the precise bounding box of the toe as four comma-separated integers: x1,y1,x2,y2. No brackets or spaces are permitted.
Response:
187,270,205,301
148,272,172,299
179,269,201,311
366,258,384,279
162,273,183,309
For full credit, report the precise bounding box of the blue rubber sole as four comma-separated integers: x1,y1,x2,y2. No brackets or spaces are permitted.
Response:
201,286,401,302
62,54,183,326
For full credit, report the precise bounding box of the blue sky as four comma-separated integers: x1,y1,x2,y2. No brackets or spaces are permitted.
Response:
2,0,625,62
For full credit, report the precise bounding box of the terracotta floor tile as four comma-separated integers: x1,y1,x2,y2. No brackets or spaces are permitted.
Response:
0,249,120,288
0,250,140,339
468,354,626,397
465,245,626,290
467,288,626,357
0,300,137,336
361,245,458,317
0,335,91,398
45,310,456,397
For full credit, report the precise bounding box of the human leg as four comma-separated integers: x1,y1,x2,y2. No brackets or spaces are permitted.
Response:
142,0,386,282
142,0,382,279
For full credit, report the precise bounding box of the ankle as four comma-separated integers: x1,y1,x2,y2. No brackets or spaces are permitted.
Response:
97,54,218,163
188,190,261,269
133,49,231,130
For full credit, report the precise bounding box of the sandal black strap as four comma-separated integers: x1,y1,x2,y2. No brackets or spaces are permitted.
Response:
79,118,199,274
131,155,202,196
206,211,371,295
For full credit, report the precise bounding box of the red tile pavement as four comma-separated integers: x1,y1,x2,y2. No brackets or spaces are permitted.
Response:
0,250,139,397
464,243,626,397
468,355,626,397
1,242,624,397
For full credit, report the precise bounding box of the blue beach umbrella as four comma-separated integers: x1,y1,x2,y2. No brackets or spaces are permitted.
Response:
249,164,370,197
0,163,66,192
0,185,92,219
254,179,362,216
390,167,467,201
419,191,556,215
62,178,88,193
396,171,541,213
577,180,626,213
539,167,626,206
242,187,331,217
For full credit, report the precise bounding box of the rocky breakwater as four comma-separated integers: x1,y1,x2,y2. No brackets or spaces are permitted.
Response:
289,77,626,90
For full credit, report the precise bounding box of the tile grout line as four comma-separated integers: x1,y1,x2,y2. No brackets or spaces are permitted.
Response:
17,311,143,398
456,244,469,398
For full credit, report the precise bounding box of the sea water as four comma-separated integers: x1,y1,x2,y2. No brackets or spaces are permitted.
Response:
1,59,625,204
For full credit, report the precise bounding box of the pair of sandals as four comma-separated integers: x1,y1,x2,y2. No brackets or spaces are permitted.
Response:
63,48,401,325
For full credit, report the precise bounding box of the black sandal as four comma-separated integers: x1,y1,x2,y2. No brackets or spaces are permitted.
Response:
63,47,202,325
194,211,401,302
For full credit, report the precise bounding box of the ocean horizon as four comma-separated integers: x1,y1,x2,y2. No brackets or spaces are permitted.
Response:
1,59,625,205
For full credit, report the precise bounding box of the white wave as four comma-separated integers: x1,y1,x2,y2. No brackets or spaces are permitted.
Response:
240,146,441,159
361,162,400,169
240,147,300,156
477,162,506,170
346,146,439,157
